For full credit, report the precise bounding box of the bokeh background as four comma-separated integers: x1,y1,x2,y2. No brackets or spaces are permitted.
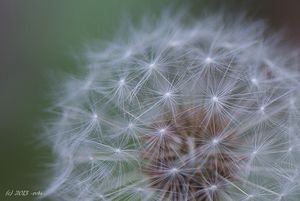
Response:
1,0,300,200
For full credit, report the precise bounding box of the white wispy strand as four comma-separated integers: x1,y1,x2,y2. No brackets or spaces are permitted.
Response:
44,11,300,201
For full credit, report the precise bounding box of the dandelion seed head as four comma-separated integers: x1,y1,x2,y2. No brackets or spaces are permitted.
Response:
44,10,300,201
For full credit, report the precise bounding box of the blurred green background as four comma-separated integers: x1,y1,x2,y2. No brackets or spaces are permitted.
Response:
1,0,299,200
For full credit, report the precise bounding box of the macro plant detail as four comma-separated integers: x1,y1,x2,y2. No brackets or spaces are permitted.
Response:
45,13,300,201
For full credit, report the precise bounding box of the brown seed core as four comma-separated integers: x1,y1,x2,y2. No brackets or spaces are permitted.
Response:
141,109,241,201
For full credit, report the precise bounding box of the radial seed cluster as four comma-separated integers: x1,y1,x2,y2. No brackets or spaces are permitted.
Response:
45,13,300,201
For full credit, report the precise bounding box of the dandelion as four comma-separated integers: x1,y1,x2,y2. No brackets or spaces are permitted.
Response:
44,11,300,201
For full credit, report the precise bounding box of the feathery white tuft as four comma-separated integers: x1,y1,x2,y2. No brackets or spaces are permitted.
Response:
44,11,300,201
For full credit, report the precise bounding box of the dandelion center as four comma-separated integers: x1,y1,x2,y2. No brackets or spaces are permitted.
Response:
142,109,240,200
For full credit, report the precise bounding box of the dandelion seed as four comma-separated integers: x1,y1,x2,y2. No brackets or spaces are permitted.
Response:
115,148,121,153
209,185,217,191
260,106,265,112
128,123,135,129
118,79,125,86
148,62,156,69
212,96,219,102
212,138,219,145
251,78,258,85
205,57,213,64
158,128,166,135
92,113,98,119
164,92,171,98
169,168,178,174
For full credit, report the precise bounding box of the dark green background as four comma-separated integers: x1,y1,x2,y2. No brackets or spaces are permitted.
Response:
1,0,298,200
